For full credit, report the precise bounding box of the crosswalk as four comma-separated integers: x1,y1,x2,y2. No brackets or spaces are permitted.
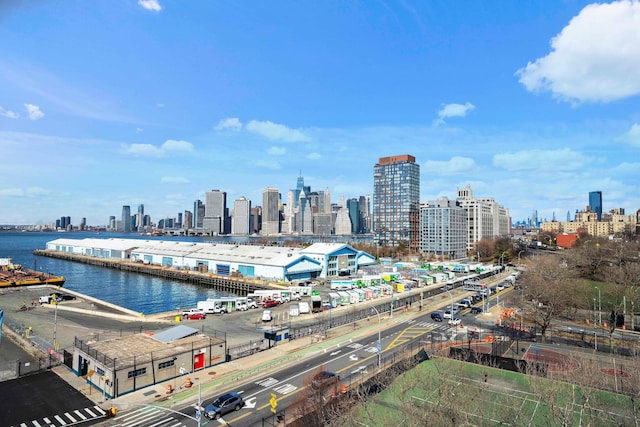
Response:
14,405,106,427
110,406,187,427
255,377,299,395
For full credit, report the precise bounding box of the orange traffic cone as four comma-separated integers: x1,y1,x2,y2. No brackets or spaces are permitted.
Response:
331,388,337,398
166,384,173,394
341,384,347,394
185,377,192,388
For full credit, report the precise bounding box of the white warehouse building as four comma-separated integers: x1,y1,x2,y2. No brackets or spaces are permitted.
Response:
45,238,375,282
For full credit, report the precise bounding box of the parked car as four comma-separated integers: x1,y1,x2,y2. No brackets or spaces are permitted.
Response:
262,299,279,308
311,371,340,389
50,293,76,302
182,308,204,317
204,392,244,420
448,317,461,326
186,312,206,320
430,312,443,322
262,309,272,322
236,303,248,311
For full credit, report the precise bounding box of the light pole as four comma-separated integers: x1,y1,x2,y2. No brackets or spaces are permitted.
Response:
593,298,596,325
595,287,602,325
517,250,524,265
53,299,58,351
369,305,382,370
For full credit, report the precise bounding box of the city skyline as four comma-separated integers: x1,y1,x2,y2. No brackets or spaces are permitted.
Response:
1,1,640,225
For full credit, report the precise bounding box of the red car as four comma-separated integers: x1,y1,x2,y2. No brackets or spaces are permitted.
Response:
262,299,279,308
186,312,206,320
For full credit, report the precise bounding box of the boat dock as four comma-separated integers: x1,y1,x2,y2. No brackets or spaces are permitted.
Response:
33,250,269,295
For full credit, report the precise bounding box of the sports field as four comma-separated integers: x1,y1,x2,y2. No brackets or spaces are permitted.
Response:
345,355,640,427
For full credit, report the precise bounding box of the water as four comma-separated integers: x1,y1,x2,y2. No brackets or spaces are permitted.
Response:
0,231,373,314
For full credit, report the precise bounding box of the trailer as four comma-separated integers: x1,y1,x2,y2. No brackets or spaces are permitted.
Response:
299,301,310,314
311,295,323,313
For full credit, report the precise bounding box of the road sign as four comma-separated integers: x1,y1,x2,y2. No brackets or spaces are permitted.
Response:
270,393,277,413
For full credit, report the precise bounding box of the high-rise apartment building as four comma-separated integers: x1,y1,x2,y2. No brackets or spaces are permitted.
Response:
262,187,281,235
121,205,131,232
232,197,251,235
204,190,227,234
456,184,510,251
373,154,420,249
589,191,603,221
136,204,144,231
419,198,467,260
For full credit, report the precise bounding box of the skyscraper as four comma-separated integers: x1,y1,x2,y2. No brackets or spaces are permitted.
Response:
121,205,131,232
232,197,251,235
204,190,227,234
194,199,205,228
589,191,603,221
373,154,420,249
262,187,281,235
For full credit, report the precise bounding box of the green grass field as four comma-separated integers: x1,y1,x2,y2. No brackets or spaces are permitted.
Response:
346,357,639,426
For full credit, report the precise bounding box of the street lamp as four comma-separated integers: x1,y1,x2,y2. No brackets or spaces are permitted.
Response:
595,287,602,325
517,250,524,265
369,305,382,370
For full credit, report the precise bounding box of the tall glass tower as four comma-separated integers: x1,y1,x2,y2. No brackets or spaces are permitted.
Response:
589,191,602,221
373,154,420,249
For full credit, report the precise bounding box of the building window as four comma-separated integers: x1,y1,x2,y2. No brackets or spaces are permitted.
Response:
96,367,105,376
158,360,176,370
127,368,147,378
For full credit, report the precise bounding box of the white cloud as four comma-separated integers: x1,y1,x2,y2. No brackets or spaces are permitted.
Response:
215,117,243,131
121,140,193,157
620,123,640,147
121,143,163,157
0,187,51,197
493,148,591,171
516,1,640,104
161,139,193,152
267,146,286,156
434,102,475,125
136,128,143,133
423,157,476,174
307,152,321,160
254,159,282,170
138,0,162,12
246,120,311,142
24,103,44,120
0,106,19,119
161,176,190,184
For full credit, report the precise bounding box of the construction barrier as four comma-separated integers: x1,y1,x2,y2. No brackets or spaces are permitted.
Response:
166,384,173,394
185,377,192,388
341,384,347,394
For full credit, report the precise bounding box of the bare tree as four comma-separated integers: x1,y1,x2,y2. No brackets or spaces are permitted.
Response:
522,255,573,341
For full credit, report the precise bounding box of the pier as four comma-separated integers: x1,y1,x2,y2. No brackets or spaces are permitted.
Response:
33,250,270,295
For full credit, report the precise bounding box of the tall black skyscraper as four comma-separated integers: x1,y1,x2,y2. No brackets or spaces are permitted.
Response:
122,205,131,232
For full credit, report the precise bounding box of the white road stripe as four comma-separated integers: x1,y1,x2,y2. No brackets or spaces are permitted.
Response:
74,410,87,420
54,415,67,425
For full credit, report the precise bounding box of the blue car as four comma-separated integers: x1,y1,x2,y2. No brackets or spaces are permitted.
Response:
204,392,244,419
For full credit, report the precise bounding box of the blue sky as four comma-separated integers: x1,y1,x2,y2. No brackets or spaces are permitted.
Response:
1,0,639,226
